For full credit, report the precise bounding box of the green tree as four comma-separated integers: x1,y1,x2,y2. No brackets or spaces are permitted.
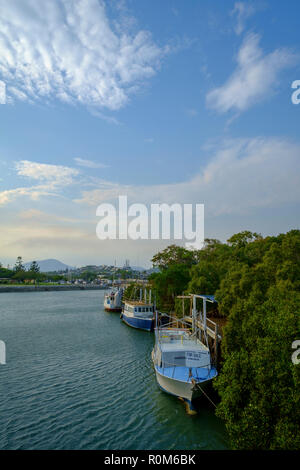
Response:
0,267,14,279
215,285,300,449
123,283,143,301
149,264,190,311
214,230,300,449
151,244,198,271
29,261,40,273
14,256,25,273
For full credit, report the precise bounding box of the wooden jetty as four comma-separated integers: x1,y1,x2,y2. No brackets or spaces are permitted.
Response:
177,294,222,367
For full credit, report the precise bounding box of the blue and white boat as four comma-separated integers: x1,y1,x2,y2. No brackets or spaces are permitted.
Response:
152,295,218,412
121,299,155,332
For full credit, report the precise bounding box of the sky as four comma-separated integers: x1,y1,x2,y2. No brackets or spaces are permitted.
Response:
0,0,300,268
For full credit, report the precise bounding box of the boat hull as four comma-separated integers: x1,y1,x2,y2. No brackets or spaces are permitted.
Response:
152,350,217,403
154,366,209,402
122,312,154,332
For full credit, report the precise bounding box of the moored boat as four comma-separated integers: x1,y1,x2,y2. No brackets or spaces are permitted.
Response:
121,300,155,331
104,288,123,312
121,289,155,331
152,297,218,412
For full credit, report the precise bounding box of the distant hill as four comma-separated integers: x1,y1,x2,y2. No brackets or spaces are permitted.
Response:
24,259,74,272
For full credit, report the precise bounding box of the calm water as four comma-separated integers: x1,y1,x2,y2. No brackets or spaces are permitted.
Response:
0,290,228,450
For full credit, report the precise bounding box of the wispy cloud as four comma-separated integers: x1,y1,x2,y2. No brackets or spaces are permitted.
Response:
0,161,79,205
0,0,167,111
0,80,6,104
0,185,58,206
74,137,300,216
231,2,257,35
88,109,122,125
74,158,109,169
206,33,296,114
15,160,79,185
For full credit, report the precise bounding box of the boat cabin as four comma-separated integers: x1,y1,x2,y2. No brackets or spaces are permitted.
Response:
123,301,154,318
155,329,211,369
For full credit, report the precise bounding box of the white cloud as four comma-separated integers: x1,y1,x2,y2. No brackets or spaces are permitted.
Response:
74,157,109,169
0,80,6,104
0,160,79,205
0,0,166,111
0,185,57,206
206,33,296,113
15,160,79,185
75,137,300,216
231,2,256,35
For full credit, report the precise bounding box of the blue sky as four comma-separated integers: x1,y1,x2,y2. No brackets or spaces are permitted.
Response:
0,0,300,267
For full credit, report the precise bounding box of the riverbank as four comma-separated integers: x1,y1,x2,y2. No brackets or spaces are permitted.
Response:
0,284,105,293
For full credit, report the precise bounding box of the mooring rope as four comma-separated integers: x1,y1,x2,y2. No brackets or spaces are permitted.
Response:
196,383,217,408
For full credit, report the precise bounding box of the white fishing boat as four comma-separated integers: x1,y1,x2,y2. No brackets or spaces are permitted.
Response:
152,295,218,412
104,288,123,312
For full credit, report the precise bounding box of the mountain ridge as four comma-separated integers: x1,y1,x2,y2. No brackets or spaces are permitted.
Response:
24,259,74,272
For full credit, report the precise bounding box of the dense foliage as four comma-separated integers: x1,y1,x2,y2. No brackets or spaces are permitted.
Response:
149,231,300,449
149,245,196,311
214,230,300,449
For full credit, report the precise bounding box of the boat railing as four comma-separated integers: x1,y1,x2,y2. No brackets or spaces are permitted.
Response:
154,324,200,346
155,312,196,330
159,358,213,380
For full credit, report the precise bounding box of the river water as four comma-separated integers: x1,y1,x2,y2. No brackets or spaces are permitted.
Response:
0,290,228,450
